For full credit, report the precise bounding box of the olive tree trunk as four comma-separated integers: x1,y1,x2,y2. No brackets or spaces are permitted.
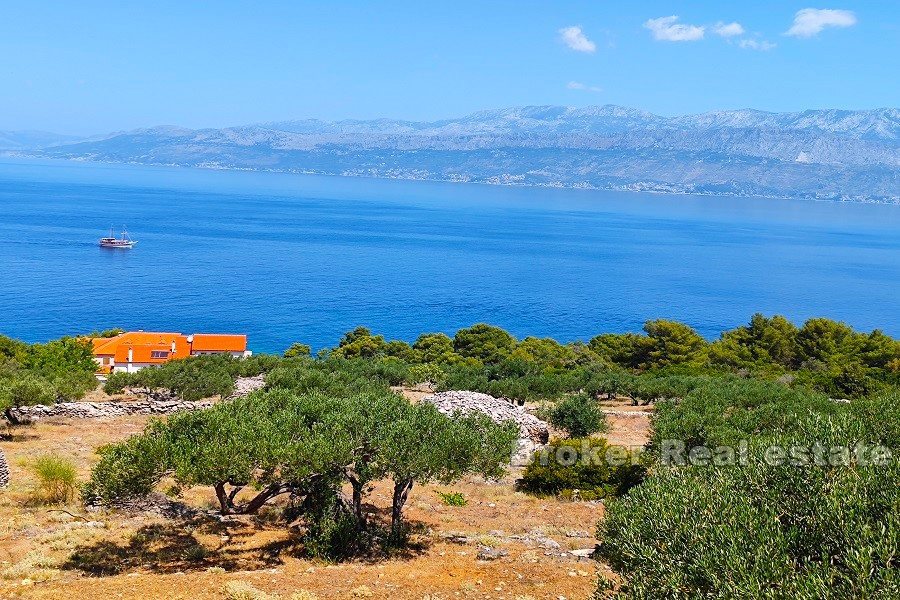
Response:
213,481,295,515
390,478,414,536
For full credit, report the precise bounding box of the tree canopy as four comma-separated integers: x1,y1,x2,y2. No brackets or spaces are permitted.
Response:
0,335,97,412
86,370,518,540
453,323,517,365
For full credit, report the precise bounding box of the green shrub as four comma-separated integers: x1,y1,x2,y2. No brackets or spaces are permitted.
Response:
3,374,56,408
365,356,409,386
405,363,447,388
31,455,77,504
436,491,467,506
649,376,837,452
50,370,99,401
517,438,644,500
598,408,900,599
234,353,282,377
300,485,366,560
0,335,99,412
548,394,607,437
82,429,167,504
283,342,312,358
102,371,131,395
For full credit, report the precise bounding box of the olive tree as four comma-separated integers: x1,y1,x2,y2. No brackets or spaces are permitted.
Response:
379,403,518,535
103,354,236,401
548,393,607,437
85,385,518,541
84,389,357,514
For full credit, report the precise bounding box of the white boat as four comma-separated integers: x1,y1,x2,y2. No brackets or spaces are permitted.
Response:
99,227,137,249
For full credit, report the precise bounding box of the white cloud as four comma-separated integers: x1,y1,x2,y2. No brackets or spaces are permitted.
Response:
786,8,857,38
567,81,602,93
714,22,745,37
739,39,777,51
644,16,705,42
559,26,596,53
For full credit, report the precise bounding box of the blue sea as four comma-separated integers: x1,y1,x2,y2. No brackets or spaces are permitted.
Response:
1,158,898,353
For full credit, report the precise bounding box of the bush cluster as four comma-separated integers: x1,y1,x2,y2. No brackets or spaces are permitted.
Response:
516,438,645,501
103,353,279,401
0,335,98,413
548,393,608,437
597,385,900,598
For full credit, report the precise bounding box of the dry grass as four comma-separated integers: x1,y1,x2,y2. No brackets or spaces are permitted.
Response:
0,390,647,600
1,550,59,583
223,580,278,600
28,455,77,505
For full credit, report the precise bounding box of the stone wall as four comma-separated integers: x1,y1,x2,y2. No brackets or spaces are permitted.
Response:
5,375,267,425
5,399,215,425
422,390,550,465
227,375,266,398
422,390,549,443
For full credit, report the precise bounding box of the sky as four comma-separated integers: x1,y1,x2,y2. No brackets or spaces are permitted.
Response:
1,1,898,135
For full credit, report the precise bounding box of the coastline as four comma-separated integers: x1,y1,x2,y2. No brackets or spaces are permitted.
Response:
3,152,898,206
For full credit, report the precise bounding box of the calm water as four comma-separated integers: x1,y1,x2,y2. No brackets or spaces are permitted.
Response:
1,159,898,353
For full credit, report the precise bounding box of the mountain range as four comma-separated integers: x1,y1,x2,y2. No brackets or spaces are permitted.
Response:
4,105,899,202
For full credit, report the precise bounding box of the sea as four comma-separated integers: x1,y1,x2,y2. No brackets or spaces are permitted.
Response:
1,158,898,353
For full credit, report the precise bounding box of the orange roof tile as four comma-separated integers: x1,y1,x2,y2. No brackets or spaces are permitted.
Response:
92,332,187,354
114,344,183,364
191,334,247,352
92,334,125,355
91,331,247,364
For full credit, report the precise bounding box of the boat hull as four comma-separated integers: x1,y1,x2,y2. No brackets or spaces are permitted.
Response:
99,240,137,248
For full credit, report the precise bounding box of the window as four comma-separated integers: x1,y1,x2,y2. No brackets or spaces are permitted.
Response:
150,350,169,359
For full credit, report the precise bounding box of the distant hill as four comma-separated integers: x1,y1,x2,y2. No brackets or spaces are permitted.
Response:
18,105,900,202
0,130,86,150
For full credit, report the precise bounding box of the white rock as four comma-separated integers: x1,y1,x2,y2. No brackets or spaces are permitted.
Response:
422,391,549,443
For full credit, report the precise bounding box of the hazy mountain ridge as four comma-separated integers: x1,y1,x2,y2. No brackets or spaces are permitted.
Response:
0,130,86,150
13,105,900,202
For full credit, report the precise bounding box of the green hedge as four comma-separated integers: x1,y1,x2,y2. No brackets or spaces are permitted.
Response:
517,438,645,501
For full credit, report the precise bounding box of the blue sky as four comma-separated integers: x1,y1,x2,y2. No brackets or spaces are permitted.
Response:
1,1,898,134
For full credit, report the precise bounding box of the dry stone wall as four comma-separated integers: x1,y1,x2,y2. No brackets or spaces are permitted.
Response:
6,399,214,424
5,375,267,424
422,390,550,465
422,390,549,443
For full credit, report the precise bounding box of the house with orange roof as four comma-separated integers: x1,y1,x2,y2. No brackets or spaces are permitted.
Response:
91,331,251,374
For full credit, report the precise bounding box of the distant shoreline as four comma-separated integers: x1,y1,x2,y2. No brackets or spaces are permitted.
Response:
3,153,898,206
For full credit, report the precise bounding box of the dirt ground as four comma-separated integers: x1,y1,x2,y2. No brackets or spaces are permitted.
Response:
0,392,650,600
